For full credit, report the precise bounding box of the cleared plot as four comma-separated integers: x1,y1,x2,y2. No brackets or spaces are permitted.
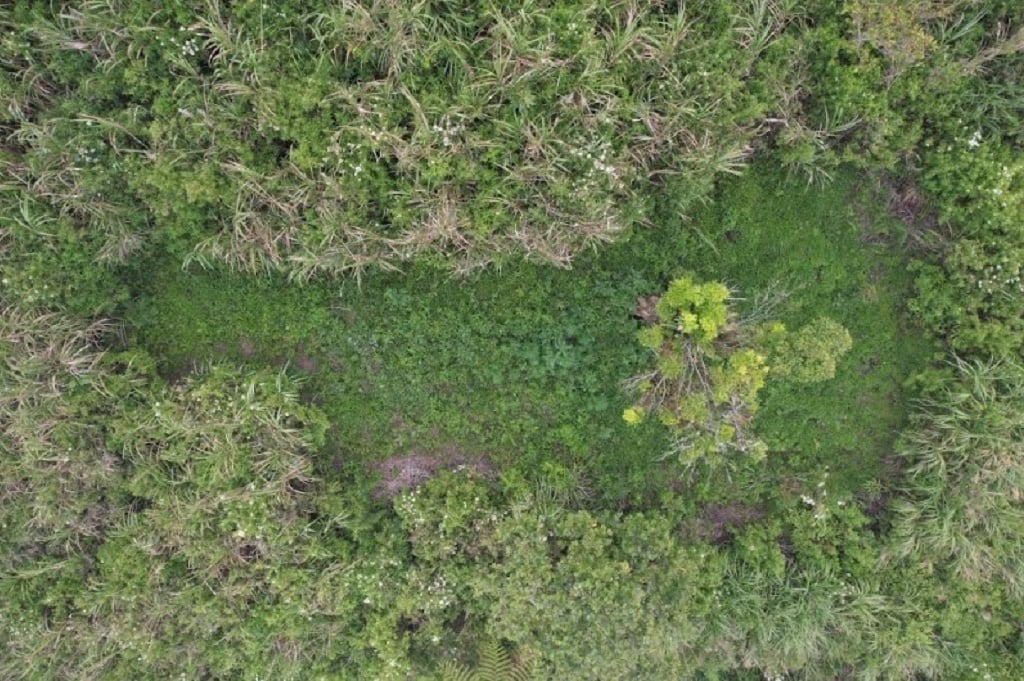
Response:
127,166,932,503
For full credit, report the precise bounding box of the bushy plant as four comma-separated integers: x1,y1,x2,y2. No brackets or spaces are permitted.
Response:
624,276,769,465
760,316,853,383
912,136,1024,355
469,506,722,680
624,276,851,468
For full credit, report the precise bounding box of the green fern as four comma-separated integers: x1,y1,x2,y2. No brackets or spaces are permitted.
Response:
441,639,534,681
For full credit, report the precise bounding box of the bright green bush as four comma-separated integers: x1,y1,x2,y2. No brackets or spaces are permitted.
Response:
761,316,853,383
625,276,852,468
624,276,769,466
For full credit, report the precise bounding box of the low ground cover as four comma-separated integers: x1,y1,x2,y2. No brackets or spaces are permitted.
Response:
129,165,932,505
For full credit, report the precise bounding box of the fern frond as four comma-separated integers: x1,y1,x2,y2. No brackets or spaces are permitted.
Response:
476,638,512,680
440,639,535,681
440,660,475,681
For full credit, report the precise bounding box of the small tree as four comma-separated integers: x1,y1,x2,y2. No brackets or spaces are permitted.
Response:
623,276,769,466
624,277,852,468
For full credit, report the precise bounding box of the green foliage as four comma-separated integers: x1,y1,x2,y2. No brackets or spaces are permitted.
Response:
2,0,1010,675
625,275,770,466
469,506,724,679
626,275,854,469
0,307,137,633
395,471,500,566
884,356,1024,678
846,0,951,73
127,251,672,504
0,326,419,679
912,136,1024,355
762,316,853,383
108,164,937,677
703,559,949,679
655,277,732,344
441,638,535,681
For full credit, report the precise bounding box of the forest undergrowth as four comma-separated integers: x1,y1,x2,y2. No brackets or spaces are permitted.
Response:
2,1,1023,679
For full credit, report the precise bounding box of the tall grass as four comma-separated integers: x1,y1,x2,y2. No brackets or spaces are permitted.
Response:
891,357,1024,597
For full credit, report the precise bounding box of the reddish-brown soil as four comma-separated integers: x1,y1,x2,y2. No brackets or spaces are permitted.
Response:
370,447,495,499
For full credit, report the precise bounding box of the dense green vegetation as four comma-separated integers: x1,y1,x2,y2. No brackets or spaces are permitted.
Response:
2,1,1023,679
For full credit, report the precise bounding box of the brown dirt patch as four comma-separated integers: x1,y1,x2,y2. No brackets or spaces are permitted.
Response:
859,453,906,534
295,354,318,372
164,357,199,385
884,176,944,249
371,448,495,500
685,503,766,546
238,336,257,358
633,295,660,324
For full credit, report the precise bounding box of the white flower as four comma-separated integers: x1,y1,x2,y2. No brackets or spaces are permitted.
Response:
968,129,982,148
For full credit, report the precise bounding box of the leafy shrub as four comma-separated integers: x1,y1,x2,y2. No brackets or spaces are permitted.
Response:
624,276,851,468
470,506,722,680
912,136,1024,355
846,0,952,74
0,307,150,679
760,316,853,383
624,276,769,465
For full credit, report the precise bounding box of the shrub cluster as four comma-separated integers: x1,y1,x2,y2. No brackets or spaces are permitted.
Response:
624,276,850,468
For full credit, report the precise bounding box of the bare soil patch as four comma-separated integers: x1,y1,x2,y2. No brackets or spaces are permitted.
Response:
238,337,257,358
884,176,944,248
685,502,766,546
371,447,495,500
